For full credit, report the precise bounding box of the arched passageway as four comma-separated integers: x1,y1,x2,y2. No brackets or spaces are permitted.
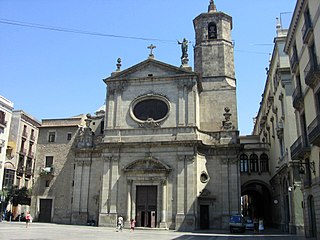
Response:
241,181,272,227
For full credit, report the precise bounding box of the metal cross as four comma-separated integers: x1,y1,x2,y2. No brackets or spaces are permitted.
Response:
147,44,156,58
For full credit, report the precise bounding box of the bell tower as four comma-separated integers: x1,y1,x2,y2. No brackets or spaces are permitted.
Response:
193,0,238,132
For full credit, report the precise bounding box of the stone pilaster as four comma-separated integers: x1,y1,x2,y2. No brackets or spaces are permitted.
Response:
160,179,167,228
178,82,185,126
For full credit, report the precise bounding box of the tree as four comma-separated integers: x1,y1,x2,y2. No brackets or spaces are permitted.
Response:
5,186,31,206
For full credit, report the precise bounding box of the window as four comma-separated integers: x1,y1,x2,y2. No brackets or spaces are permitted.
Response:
30,129,35,140
260,153,269,172
67,132,72,141
45,156,54,167
48,131,56,142
45,180,50,188
0,110,5,126
130,95,170,125
249,154,259,172
208,22,217,39
3,169,15,188
240,154,248,173
133,99,168,121
100,120,104,134
20,139,26,154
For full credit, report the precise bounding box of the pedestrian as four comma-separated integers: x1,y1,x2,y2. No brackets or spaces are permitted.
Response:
25,211,32,228
117,216,123,232
258,218,264,232
130,219,136,232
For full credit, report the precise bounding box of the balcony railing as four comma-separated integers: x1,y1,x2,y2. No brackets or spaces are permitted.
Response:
30,134,36,141
20,148,27,155
40,166,54,176
290,135,311,160
27,151,34,159
22,131,28,138
308,114,320,147
302,19,313,44
25,166,32,176
292,86,304,110
0,120,7,128
17,166,24,176
304,59,320,87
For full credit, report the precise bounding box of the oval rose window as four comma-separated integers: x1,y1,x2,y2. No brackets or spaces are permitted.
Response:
133,99,168,121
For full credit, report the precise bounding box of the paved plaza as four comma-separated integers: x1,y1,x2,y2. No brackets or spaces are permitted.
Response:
0,221,307,240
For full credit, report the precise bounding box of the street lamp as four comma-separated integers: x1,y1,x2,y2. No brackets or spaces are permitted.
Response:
298,159,316,175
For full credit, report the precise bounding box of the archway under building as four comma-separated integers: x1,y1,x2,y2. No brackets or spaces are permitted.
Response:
241,181,272,227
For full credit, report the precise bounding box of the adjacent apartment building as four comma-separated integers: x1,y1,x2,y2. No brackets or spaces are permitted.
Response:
5,110,41,191
0,96,14,191
252,21,304,235
284,0,320,238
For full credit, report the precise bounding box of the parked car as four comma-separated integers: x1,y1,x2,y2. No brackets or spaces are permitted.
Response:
229,214,245,233
245,218,254,230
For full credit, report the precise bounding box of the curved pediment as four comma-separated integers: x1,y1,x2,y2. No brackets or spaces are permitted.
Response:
123,157,171,173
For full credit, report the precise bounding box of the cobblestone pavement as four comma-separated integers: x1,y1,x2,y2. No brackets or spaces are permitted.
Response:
0,221,307,240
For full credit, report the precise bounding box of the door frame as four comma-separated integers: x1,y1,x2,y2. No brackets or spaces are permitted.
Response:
37,197,54,222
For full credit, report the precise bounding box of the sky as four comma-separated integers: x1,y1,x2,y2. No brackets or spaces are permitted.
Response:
0,0,296,135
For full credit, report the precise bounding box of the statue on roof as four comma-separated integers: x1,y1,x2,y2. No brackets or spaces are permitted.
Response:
178,38,189,67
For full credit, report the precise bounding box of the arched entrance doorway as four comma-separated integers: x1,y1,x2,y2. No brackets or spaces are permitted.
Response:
241,181,271,227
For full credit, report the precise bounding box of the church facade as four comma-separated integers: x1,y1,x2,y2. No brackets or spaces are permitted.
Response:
31,1,241,230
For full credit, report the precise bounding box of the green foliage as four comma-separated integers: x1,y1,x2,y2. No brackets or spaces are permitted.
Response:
5,185,31,206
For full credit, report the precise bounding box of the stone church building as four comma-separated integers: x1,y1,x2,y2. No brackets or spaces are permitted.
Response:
31,1,241,230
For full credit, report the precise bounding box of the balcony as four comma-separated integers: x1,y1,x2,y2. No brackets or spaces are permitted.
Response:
27,151,34,159
308,114,320,147
304,59,320,88
40,166,54,176
20,148,27,155
30,134,36,142
290,136,310,160
25,166,33,177
17,166,24,176
302,19,313,44
22,130,28,138
0,120,7,129
292,86,304,110
290,52,299,73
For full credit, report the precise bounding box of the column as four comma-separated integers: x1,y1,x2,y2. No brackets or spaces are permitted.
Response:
186,156,195,215
187,79,196,126
126,180,132,221
106,85,115,129
109,156,119,214
80,161,90,212
100,157,111,213
72,161,83,212
178,82,185,126
161,180,167,223
176,155,185,214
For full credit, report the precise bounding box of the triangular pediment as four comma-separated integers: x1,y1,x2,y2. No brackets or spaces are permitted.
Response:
104,58,196,82
123,157,171,173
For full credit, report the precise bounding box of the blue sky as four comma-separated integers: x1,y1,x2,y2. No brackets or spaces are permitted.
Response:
0,0,296,135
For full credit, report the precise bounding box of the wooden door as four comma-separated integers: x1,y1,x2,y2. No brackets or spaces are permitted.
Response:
136,186,157,227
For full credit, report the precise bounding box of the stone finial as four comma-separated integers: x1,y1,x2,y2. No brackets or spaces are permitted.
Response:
208,0,217,13
116,58,122,71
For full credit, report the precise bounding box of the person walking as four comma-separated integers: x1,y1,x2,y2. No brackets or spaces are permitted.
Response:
258,218,264,233
117,216,123,232
25,211,32,228
130,219,136,232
